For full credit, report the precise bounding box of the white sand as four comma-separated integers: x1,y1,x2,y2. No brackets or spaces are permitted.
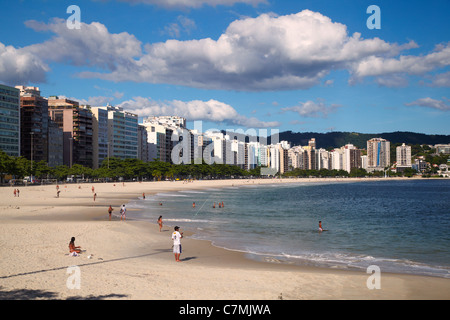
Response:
1,178,449,300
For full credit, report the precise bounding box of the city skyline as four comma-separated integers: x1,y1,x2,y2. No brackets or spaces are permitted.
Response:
1,0,449,135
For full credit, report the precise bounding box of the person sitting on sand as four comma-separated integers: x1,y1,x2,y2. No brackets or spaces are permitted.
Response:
69,237,81,254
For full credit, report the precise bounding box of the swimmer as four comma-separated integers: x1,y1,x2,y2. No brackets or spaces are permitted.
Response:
319,221,328,232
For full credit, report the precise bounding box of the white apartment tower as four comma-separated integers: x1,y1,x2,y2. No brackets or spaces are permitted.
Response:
367,138,390,171
396,143,412,168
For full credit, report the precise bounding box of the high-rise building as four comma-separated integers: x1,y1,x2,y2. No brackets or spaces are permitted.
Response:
396,143,412,171
17,86,48,163
142,116,187,163
367,138,390,171
138,125,149,162
48,97,93,168
343,144,362,173
47,121,63,167
95,106,138,160
91,107,109,169
0,84,20,157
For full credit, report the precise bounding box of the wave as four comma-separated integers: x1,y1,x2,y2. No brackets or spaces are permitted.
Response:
155,193,188,197
163,218,211,223
179,190,206,194
198,241,450,278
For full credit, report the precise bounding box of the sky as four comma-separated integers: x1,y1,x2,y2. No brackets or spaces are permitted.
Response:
1,0,449,135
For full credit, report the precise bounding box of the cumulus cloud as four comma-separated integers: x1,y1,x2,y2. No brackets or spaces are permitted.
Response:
24,18,142,70
350,42,450,81
0,42,49,85
118,97,280,127
115,0,267,9
405,97,450,111
424,71,450,87
3,10,449,90
281,99,342,118
79,10,403,90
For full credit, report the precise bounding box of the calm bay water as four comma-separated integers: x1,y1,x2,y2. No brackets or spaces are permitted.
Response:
127,179,450,278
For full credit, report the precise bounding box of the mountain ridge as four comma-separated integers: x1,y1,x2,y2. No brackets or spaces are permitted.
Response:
275,131,450,149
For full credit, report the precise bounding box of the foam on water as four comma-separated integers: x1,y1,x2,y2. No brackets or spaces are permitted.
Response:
127,179,450,278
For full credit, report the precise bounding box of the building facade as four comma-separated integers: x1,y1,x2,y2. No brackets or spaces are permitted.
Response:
48,97,93,168
396,143,412,169
367,138,390,172
18,86,48,164
0,84,20,157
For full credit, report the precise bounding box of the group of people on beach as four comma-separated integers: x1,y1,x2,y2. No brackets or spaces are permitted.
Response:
212,201,224,208
13,189,20,197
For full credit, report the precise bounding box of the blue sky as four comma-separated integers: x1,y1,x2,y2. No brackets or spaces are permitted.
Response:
1,0,449,135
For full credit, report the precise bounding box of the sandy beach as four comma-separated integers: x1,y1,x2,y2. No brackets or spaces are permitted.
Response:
0,178,449,300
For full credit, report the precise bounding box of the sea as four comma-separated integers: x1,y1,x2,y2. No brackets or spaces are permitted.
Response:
126,179,450,278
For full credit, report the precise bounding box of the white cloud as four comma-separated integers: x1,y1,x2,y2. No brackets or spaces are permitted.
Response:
405,97,450,111
350,42,450,81
79,10,402,91
281,99,342,118
116,0,267,9
0,42,49,85
425,71,450,87
24,18,142,70
3,10,449,91
162,16,197,38
118,97,280,127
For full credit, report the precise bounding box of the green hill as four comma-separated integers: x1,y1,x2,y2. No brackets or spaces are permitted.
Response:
276,131,450,149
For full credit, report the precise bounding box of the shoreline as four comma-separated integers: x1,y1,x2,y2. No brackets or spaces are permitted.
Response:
1,178,449,299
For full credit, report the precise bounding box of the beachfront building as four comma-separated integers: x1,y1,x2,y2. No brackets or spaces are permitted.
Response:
101,106,138,160
396,143,412,172
17,86,49,164
367,138,390,172
278,141,290,174
343,144,362,173
0,84,20,157
142,116,186,163
47,121,63,167
48,97,93,168
90,107,109,169
138,125,149,162
316,148,331,170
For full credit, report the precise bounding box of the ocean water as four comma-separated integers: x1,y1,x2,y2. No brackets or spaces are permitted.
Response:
127,179,450,278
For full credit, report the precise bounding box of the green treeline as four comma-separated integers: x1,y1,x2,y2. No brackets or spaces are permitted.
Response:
0,149,261,182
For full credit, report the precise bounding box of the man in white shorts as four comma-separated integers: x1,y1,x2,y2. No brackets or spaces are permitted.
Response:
172,226,183,262
120,204,126,221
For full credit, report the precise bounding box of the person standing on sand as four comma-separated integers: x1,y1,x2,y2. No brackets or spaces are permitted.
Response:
172,226,183,262
157,215,163,232
120,204,126,221
108,205,113,221
93,193,97,201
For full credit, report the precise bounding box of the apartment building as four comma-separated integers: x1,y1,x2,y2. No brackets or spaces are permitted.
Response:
0,84,20,157
18,86,48,163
